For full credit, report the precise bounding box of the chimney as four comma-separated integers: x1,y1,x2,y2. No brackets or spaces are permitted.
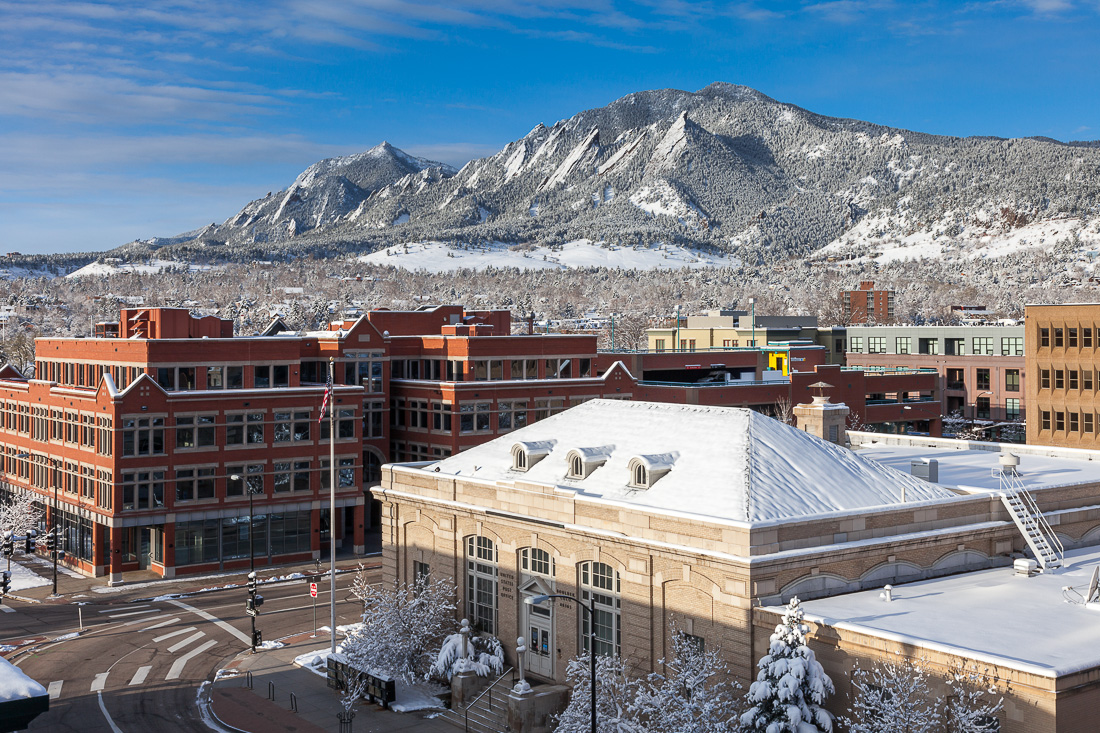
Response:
794,381,850,446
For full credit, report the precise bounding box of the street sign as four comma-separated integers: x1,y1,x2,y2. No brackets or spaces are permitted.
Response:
310,582,318,598
246,608,258,617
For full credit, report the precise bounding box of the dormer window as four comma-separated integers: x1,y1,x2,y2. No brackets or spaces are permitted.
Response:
564,446,614,480
627,453,677,489
512,441,555,472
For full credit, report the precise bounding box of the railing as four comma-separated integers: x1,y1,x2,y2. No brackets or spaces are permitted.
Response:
448,666,517,733
638,378,791,388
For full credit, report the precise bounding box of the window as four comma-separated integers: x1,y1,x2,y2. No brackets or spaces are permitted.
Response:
254,365,271,388
122,417,164,456
654,339,666,353
1070,412,1080,432
1005,369,1020,392
1085,413,1094,433
321,458,355,489
633,462,647,487
176,415,215,449
1001,337,1023,356
568,454,584,479
414,561,431,583
273,364,289,388
1056,411,1065,431
459,403,491,433
206,366,224,390
175,519,220,566
175,467,215,502
498,401,527,432
1086,328,1094,348
1040,369,1050,390
946,338,965,356
520,547,553,576
466,536,498,634
545,358,573,379
226,414,244,445
273,462,292,493
976,369,990,390
1086,371,1095,391
972,337,993,356
1069,328,1079,348
247,413,265,443
365,401,386,437
226,464,264,497
1042,410,1051,431
321,408,355,440
947,368,965,390
976,396,990,419
895,337,910,354
1070,370,1079,390
868,337,886,354
849,337,863,353
122,471,164,510
273,412,292,442
1055,328,1064,347
1055,370,1065,390
918,338,938,355
580,561,620,657
226,366,244,389
1040,327,1050,347
533,398,566,422
1005,398,1021,420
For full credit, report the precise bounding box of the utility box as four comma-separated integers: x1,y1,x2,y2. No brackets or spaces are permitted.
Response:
910,458,939,483
1014,558,1039,577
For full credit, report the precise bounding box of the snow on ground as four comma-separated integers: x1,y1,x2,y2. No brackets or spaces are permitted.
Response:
0,266,61,281
3,560,49,592
853,436,1100,493
258,640,285,650
0,657,47,702
66,260,224,278
23,555,82,579
290,648,445,712
793,545,1100,677
358,240,739,272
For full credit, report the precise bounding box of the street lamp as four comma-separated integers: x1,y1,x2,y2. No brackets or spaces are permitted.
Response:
748,297,756,349
525,593,597,733
232,473,260,652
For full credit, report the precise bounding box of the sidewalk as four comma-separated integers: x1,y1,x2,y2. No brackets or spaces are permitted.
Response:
209,634,458,733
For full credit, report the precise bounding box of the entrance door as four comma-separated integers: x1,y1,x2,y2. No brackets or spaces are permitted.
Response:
139,528,151,569
525,600,553,678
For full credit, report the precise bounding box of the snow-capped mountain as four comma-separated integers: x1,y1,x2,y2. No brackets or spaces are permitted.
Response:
127,83,1100,265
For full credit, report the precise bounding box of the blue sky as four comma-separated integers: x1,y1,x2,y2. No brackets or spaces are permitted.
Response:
4,0,1100,255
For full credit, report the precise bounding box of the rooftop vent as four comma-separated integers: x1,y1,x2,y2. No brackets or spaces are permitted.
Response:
910,458,938,483
511,441,555,472
565,446,614,480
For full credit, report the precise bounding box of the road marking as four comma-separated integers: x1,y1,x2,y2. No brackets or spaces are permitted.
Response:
166,599,250,645
153,627,197,643
108,609,161,619
166,639,219,680
99,604,150,614
123,613,162,626
141,616,180,631
167,631,206,653
129,666,151,686
91,672,108,692
97,691,124,733
0,605,14,613
47,680,62,699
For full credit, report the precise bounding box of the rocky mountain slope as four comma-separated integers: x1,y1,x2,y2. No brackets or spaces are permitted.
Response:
121,83,1100,265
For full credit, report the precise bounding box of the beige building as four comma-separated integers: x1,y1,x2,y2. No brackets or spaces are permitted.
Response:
645,310,846,363
1026,303,1100,448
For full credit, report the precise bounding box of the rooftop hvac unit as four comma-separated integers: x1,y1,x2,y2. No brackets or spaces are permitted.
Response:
910,458,938,483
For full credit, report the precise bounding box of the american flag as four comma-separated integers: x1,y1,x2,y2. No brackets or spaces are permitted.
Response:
318,369,332,424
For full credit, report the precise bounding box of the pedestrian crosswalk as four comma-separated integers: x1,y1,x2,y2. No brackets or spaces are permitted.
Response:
45,613,226,698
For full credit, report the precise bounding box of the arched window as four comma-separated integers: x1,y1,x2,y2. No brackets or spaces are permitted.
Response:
520,547,554,576
633,463,647,487
466,536,498,634
579,561,621,656
514,450,527,471
569,454,584,478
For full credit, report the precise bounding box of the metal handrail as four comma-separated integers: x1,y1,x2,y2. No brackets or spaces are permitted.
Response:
460,666,515,733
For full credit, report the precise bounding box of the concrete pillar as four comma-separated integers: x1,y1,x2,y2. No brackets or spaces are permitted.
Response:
107,524,124,586
505,685,571,733
353,502,365,554
794,382,850,446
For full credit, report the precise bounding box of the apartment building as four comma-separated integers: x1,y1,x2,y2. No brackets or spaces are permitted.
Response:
845,324,1025,429
645,310,846,364
1025,303,1100,448
841,280,895,324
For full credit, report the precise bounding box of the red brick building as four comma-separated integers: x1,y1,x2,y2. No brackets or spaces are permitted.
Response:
842,281,895,324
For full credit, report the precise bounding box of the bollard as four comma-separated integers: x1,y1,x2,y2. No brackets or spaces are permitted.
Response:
245,670,253,690
290,692,298,713
268,680,275,700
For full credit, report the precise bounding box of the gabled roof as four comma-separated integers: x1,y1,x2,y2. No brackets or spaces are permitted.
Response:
429,399,955,524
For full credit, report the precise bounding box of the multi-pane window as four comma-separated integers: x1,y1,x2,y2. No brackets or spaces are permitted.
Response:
1005,369,1020,392
1055,370,1065,390
274,411,313,443
1005,398,1021,420
947,368,964,389
1042,410,1051,430
1070,413,1080,432
533,398,566,422
175,467,216,502
1056,411,1066,431
580,561,621,657
654,340,666,353
176,415,215,449
544,358,573,379
1040,328,1050,347
344,358,383,392
510,359,540,380
972,337,994,355
226,366,244,389
226,464,264,497
122,471,165,510
1086,371,1095,391
321,458,355,489
867,337,886,354
430,403,451,434
1086,328,1094,348
1069,328,1079,347
273,461,309,492
1070,370,1079,390
460,403,492,433
365,401,386,437
976,396,990,419
1055,328,1064,347
520,547,553,576
1086,413,1095,433
1001,337,1023,356
976,369,990,390
321,409,356,440
849,337,863,353
414,561,431,583
895,337,910,354
466,536,498,634
206,366,224,390
498,401,528,432
122,417,165,456
1040,369,1050,389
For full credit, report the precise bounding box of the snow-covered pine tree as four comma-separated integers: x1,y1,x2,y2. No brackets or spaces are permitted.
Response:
428,629,504,681
842,658,940,733
740,596,834,733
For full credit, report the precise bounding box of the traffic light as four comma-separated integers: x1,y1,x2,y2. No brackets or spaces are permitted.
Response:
1,532,12,557
44,531,55,555
252,629,262,648
247,571,257,594
24,529,35,554
254,594,264,609
1,571,10,596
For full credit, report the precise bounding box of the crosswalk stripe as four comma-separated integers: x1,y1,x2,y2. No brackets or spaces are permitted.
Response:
0,605,15,613
47,681,62,699
153,627,197,643
167,631,205,653
141,617,180,631
129,666,151,686
99,605,149,614
165,639,219,680
91,672,108,692
108,609,160,619
123,613,162,627
166,599,251,645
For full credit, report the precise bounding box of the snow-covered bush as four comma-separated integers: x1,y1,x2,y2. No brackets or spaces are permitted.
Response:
553,653,638,733
741,596,834,733
842,659,939,733
0,490,42,539
940,665,1003,733
342,569,458,683
428,629,504,681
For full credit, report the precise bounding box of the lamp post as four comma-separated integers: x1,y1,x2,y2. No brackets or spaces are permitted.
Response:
52,470,58,596
748,297,756,349
525,593,597,733
232,473,258,653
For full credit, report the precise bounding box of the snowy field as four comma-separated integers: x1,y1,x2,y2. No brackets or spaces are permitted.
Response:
793,545,1100,677
358,239,740,272
66,259,224,278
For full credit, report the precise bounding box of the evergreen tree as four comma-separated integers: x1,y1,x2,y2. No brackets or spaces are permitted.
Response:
741,596,834,733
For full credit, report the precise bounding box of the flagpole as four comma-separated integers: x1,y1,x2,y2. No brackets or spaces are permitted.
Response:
328,356,337,656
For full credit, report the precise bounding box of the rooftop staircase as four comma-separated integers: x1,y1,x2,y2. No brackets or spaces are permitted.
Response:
995,461,1063,572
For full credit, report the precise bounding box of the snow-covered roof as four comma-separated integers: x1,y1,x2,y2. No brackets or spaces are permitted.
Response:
428,400,955,524
791,545,1100,677
855,441,1100,493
